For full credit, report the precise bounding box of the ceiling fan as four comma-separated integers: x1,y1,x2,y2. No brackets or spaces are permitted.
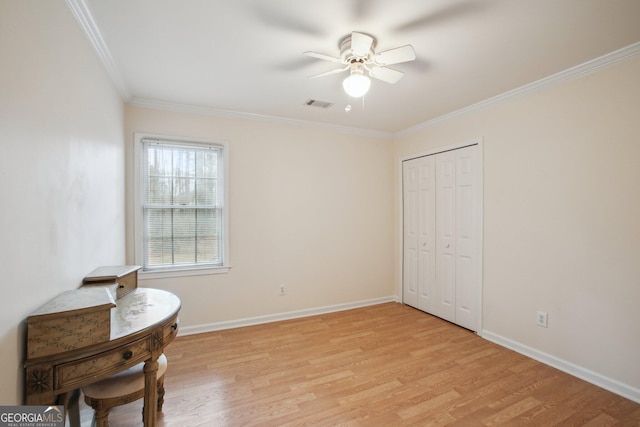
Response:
304,31,416,98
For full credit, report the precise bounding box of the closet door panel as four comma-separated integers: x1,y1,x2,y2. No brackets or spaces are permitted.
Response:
417,156,436,312
402,159,419,308
435,151,456,323
455,145,479,331
456,255,474,325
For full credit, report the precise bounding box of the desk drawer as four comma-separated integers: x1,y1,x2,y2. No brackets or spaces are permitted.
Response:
115,271,137,298
163,316,179,344
56,337,151,390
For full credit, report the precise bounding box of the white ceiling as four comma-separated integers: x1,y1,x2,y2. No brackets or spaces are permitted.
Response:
80,0,640,134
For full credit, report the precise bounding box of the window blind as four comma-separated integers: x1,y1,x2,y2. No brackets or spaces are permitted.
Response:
141,138,224,271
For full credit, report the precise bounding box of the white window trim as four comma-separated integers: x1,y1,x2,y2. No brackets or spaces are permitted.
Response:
133,132,230,279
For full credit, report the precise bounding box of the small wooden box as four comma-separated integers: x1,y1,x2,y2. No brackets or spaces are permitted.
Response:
26,287,116,359
83,265,141,299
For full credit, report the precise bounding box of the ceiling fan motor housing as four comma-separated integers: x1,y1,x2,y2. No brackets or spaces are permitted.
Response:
340,33,375,63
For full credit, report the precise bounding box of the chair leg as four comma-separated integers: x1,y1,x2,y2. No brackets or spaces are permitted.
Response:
157,375,166,412
94,408,109,427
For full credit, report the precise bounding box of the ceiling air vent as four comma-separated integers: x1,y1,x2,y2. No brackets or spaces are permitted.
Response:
304,99,334,109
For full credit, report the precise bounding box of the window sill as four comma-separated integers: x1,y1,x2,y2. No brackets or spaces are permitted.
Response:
139,265,231,280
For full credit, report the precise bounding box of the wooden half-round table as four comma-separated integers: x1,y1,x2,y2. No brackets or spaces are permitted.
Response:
24,288,181,427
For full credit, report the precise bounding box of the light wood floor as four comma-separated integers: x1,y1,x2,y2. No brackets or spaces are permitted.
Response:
77,303,639,426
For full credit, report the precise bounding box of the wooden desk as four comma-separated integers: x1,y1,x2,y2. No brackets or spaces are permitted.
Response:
25,288,181,427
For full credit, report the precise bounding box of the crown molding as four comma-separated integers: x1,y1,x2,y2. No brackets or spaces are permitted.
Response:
65,0,131,100
395,41,640,138
129,98,393,139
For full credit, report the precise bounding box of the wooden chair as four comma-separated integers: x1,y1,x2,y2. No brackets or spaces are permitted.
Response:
80,354,168,427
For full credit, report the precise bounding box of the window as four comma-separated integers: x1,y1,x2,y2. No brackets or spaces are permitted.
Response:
134,133,229,277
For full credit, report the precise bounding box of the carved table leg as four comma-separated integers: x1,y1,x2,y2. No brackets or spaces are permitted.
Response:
142,358,159,427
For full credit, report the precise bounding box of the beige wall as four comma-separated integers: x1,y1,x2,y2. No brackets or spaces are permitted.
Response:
394,56,640,394
0,1,125,404
125,106,396,328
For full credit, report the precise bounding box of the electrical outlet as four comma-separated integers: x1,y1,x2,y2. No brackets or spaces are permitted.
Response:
536,311,548,328
279,284,286,296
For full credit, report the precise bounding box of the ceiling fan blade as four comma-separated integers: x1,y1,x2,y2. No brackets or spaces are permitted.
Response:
308,65,350,79
351,31,373,57
304,51,344,63
369,66,404,84
375,45,416,66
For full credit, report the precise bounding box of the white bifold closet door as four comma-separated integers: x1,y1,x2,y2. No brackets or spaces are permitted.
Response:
402,145,480,331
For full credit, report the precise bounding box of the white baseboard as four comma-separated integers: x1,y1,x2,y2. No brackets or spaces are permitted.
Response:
482,330,640,404
179,295,399,336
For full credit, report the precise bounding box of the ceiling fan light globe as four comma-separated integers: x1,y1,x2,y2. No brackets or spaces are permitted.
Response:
343,74,371,98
